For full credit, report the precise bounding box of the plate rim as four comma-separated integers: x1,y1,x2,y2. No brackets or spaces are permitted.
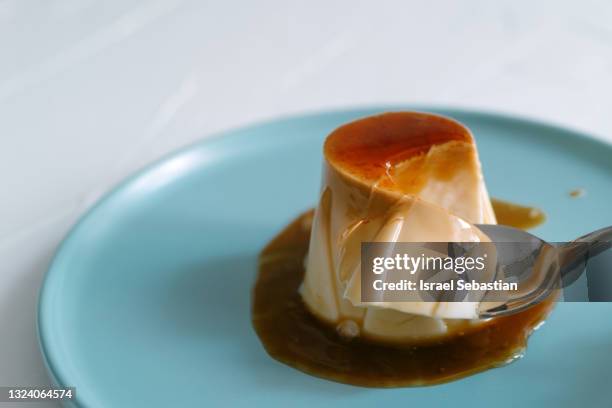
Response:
37,105,612,406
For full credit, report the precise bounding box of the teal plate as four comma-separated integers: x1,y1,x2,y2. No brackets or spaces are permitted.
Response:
39,108,612,407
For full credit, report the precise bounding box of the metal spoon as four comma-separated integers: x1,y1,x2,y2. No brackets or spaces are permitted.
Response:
473,224,612,318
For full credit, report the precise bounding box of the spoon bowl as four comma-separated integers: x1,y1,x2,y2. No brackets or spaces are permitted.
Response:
475,224,612,318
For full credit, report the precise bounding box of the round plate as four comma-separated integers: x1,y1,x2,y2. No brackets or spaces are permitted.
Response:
39,108,612,407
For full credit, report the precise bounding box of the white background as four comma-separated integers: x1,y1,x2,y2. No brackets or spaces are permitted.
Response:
2,1,612,406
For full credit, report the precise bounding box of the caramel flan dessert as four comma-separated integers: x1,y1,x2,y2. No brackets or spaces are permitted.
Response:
252,112,554,387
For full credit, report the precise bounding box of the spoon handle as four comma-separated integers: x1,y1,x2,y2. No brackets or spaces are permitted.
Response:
558,226,612,278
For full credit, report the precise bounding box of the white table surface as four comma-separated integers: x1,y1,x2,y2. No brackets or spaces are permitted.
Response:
2,0,612,406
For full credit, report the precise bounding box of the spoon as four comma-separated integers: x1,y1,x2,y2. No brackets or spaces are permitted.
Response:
473,224,612,318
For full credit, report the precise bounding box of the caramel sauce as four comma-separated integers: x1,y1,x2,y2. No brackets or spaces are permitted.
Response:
252,204,552,387
491,199,546,230
569,188,586,198
325,112,472,184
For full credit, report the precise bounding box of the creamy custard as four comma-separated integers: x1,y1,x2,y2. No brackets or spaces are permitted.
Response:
302,112,497,342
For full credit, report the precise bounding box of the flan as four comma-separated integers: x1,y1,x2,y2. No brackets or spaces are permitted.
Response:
301,112,497,343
